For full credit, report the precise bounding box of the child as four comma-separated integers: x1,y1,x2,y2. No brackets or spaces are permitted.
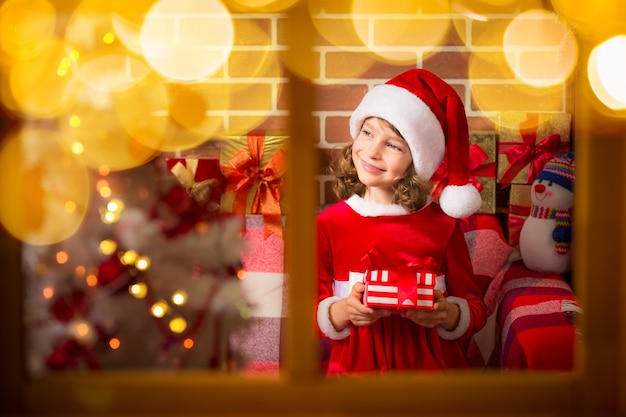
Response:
316,68,487,374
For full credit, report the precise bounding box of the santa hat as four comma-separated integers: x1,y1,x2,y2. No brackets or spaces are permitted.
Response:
349,68,482,218
535,152,575,192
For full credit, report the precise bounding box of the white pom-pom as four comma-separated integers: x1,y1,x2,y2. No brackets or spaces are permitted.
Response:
439,184,482,219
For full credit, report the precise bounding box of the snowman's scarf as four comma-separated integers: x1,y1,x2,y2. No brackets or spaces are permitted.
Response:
529,204,571,254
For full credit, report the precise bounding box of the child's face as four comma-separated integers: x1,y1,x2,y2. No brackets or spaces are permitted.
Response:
352,117,413,195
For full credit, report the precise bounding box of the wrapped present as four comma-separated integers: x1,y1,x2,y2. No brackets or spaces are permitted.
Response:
497,112,571,186
431,132,497,214
241,215,285,274
361,247,436,311
219,134,288,238
165,156,224,213
506,184,533,248
364,269,435,311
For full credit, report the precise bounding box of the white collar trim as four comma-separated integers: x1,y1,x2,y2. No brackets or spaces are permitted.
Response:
346,194,421,217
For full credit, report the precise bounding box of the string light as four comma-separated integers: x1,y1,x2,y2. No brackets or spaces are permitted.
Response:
128,282,148,299
120,250,138,265
98,239,118,255
171,290,188,306
150,300,168,318
109,338,121,350
135,256,151,271
168,316,187,334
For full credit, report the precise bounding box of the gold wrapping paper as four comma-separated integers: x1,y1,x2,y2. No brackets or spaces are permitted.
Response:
497,112,571,185
219,135,289,215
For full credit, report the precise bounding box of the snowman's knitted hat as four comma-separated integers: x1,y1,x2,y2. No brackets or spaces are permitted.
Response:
536,152,575,192
349,68,481,218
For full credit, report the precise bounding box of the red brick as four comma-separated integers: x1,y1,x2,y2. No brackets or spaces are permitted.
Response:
325,52,415,79
325,116,352,144
374,19,452,47
228,51,282,78
423,52,471,79
232,18,272,46
315,84,368,112
468,52,516,79
472,19,510,47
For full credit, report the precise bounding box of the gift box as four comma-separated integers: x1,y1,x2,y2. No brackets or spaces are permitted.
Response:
165,156,225,213
219,134,288,238
506,184,533,248
497,112,571,187
431,132,496,214
241,215,285,274
364,268,435,311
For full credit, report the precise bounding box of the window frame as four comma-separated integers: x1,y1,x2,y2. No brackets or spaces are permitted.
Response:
1,3,625,416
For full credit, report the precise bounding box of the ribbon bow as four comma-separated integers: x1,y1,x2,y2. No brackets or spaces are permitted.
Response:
169,158,222,211
221,135,287,238
430,143,496,198
498,114,569,187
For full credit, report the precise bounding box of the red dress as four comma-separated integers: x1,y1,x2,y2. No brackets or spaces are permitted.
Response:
316,195,487,374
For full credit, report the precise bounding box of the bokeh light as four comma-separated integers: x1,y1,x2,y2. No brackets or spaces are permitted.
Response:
0,127,90,245
59,85,159,171
128,282,148,299
503,9,577,87
150,300,169,318
171,290,188,306
140,0,234,82
588,35,626,111
222,0,298,13
551,0,622,41
8,38,80,118
0,0,56,62
351,1,451,64
168,316,187,334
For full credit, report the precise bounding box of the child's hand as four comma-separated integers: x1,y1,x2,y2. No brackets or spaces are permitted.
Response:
400,290,460,331
330,282,391,330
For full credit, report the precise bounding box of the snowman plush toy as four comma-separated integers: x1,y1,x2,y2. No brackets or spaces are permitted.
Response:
519,152,575,275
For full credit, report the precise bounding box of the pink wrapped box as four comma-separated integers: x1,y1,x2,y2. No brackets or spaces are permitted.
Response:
241,215,285,273
364,269,435,311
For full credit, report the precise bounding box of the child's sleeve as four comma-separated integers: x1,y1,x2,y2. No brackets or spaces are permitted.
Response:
437,220,487,340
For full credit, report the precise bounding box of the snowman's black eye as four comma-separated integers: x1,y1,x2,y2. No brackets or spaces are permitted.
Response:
548,181,553,186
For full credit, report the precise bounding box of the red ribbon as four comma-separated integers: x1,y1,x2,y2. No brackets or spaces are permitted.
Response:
431,143,496,198
506,203,531,246
221,135,287,238
498,113,569,187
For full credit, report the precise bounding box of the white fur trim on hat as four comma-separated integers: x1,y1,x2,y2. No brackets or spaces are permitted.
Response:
349,84,446,181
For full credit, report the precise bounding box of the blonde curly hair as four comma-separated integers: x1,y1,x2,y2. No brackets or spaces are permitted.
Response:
330,118,433,213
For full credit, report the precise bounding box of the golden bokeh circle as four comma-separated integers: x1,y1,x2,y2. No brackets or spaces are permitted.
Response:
0,127,91,245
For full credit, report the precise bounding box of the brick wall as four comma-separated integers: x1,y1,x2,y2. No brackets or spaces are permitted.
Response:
225,3,573,208
2,1,573,210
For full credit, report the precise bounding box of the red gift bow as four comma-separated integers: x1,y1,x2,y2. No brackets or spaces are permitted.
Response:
362,247,437,310
498,113,569,186
430,143,495,198
506,203,532,246
221,135,287,238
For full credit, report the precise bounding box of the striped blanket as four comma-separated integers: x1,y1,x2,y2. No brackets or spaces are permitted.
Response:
466,259,581,370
